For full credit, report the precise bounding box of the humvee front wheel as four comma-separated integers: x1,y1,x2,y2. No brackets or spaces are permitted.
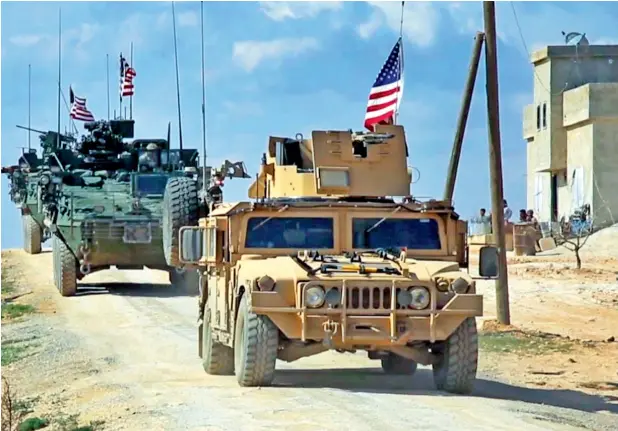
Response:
432,317,478,394
22,215,42,254
52,235,77,297
234,294,279,387
162,177,198,267
381,353,418,375
201,308,234,375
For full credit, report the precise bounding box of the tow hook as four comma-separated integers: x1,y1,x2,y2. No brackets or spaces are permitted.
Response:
78,242,92,275
322,320,340,348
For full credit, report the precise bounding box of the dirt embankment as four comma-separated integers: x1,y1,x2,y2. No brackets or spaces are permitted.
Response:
1,248,617,431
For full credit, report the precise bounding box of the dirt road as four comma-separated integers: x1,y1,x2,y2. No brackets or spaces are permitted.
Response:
2,249,617,431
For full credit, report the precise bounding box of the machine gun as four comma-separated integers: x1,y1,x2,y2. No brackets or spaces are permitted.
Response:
16,125,77,155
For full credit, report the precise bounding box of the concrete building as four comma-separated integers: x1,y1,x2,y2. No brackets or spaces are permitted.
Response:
523,44,618,228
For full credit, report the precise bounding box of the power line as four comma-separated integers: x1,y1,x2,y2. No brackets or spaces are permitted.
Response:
509,1,581,98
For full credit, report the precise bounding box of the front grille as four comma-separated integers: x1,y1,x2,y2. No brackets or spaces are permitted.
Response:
345,286,406,310
81,219,162,241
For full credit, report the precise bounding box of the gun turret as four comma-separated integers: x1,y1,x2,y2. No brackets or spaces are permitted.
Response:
249,124,412,199
16,125,47,135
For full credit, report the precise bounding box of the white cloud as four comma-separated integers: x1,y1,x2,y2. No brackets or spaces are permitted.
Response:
232,37,319,72
365,1,440,48
357,12,382,39
9,34,45,47
259,1,342,21
177,11,198,27
592,38,618,45
222,101,263,117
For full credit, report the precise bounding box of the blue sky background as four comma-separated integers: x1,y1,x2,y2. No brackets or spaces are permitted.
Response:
2,1,617,249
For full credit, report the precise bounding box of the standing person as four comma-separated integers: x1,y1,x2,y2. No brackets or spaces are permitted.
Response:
519,209,527,222
503,199,513,223
478,208,492,234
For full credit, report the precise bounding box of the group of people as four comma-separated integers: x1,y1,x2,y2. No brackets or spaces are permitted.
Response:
473,200,539,235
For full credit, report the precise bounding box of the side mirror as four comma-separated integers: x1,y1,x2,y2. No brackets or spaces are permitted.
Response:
479,246,499,278
179,227,204,263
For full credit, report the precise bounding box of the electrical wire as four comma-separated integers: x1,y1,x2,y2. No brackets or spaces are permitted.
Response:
509,1,582,99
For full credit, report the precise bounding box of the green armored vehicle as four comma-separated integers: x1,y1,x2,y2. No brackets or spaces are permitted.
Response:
41,118,206,296
2,126,77,254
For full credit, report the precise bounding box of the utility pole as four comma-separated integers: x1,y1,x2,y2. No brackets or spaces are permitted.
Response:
443,31,485,203
483,1,510,325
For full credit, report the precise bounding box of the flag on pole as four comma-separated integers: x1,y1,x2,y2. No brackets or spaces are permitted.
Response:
69,87,95,122
364,38,404,131
120,53,136,98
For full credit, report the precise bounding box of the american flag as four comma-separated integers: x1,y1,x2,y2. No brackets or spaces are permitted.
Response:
69,87,95,122
364,37,404,131
120,53,136,98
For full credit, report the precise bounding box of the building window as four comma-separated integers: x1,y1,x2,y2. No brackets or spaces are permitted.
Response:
542,102,547,129
536,105,541,130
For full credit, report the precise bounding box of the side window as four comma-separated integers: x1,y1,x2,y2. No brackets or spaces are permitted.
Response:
542,102,547,129
536,105,541,130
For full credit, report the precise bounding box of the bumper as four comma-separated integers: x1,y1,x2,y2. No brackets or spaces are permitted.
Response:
251,290,483,347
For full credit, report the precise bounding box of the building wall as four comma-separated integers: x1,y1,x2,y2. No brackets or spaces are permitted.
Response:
592,122,618,227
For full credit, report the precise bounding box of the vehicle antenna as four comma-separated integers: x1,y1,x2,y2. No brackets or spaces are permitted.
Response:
200,1,208,186
172,1,183,151
56,8,62,149
28,64,31,150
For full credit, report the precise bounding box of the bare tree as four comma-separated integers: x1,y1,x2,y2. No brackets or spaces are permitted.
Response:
550,213,594,270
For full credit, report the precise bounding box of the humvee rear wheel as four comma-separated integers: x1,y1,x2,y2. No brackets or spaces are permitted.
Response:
201,308,235,375
52,235,77,297
162,177,198,267
381,353,418,375
234,294,279,387
22,215,42,254
432,317,478,394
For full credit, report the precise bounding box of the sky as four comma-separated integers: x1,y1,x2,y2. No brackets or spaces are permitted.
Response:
1,0,617,249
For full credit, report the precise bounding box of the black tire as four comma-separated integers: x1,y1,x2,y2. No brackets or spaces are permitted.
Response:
381,353,418,375
23,215,42,254
52,235,77,297
201,307,235,375
432,317,478,394
162,177,199,267
169,269,200,295
234,294,279,387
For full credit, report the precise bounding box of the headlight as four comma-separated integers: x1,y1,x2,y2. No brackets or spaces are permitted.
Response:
305,286,325,308
39,175,51,185
408,287,430,310
93,205,105,214
324,287,341,307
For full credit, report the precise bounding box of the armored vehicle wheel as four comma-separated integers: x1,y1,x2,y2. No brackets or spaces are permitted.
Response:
52,235,77,297
201,308,235,375
169,269,199,294
432,317,478,394
381,353,418,375
162,177,199,267
22,215,42,254
234,294,279,387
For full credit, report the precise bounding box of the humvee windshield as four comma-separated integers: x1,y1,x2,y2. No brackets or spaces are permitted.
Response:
352,217,441,250
245,217,334,249
134,174,169,196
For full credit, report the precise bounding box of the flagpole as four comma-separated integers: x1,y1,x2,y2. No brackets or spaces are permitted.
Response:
200,1,208,179
394,1,405,125
57,8,62,147
130,42,133,120
119,53,123,119
106,54,110,121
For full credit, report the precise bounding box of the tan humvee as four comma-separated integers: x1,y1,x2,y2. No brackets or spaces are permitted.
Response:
179,124,498,394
